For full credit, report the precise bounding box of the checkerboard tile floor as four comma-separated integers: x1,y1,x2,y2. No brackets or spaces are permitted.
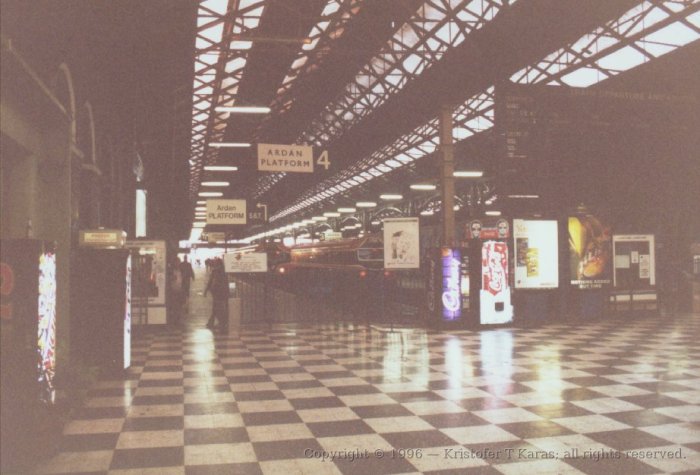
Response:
32,312,700,474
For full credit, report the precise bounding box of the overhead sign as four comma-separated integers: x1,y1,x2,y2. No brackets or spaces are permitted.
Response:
224,252,267,273
513,219,559,289
383,218,420,269
247,208,267,225
206,199,246,225
320,231,342,241
80,229,126,248
258,143,313,173
207,232,226,243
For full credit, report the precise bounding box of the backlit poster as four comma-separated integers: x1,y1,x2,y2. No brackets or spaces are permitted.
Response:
37,251,57,402
568,215,612,289
384,218,420,269
480,241,513,324
124,255,131,369
513,219,559,289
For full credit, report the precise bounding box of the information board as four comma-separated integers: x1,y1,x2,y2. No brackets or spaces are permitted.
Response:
224,252,268,273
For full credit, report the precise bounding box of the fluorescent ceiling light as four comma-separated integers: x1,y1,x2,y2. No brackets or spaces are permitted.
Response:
312,216,328,221
380,194,403,200
215,106,271,114
302,220,314,225
454,170,483,178
485,210,502,216
323,212,341,217
337,207,356,213
204,165,238,171
195,206,206,211
193,222,206,228
209,142,251,148
196,200,207,204
198,191,223,197
507,194,540,199
410,184,436,191
356,201,377,208
201,181,230,187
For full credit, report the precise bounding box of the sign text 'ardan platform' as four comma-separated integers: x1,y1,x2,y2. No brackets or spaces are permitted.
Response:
257,143,313,173
206,199,246,225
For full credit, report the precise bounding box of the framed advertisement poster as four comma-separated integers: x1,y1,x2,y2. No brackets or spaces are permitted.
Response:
568,215,612,289
383,218,420,269
513,219,559,289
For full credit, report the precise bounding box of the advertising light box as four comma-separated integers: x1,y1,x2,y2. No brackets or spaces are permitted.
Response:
513,219,559,289
568,215,612,289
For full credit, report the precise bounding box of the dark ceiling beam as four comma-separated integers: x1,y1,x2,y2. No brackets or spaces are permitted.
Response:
264,0,640,217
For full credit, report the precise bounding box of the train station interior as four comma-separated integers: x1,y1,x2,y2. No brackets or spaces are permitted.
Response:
1,0,699,473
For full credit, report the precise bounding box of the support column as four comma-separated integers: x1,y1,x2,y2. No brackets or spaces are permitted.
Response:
439,105,456,247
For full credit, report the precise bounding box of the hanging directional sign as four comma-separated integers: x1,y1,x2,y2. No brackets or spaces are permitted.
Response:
206,199,246,225
257,143,314,173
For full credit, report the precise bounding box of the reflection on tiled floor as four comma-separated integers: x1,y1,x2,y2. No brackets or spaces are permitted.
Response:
32,276,700,474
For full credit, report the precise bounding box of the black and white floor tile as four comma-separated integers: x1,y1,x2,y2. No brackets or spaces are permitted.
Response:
30,279,700,474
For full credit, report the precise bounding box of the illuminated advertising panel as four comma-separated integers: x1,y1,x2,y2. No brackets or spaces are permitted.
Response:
480,241,513,324
568,215,612,289
37,251,57,401
513,219,559,289
441,248,461,321
124,255,131,369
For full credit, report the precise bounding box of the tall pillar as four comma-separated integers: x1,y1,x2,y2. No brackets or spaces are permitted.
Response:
439,105,456,247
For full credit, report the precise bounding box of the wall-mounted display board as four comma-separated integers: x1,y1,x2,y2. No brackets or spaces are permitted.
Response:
496,83,697,163
613,235,655,288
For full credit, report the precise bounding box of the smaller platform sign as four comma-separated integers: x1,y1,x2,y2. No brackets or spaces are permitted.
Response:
206,200,246,225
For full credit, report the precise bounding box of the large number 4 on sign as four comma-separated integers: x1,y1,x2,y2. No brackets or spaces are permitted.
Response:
316,150,330,170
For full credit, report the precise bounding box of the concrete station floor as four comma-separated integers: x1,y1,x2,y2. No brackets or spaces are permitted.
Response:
33,268,700,474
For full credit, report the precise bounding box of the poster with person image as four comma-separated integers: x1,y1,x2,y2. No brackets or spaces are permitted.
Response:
466,218,510,240
383,218,420,269
568,214,612,289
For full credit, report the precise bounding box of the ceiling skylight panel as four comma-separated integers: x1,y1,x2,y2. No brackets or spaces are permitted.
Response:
643,20,700,47
200,23,224,44
596,45,649,71
201,0,228,15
